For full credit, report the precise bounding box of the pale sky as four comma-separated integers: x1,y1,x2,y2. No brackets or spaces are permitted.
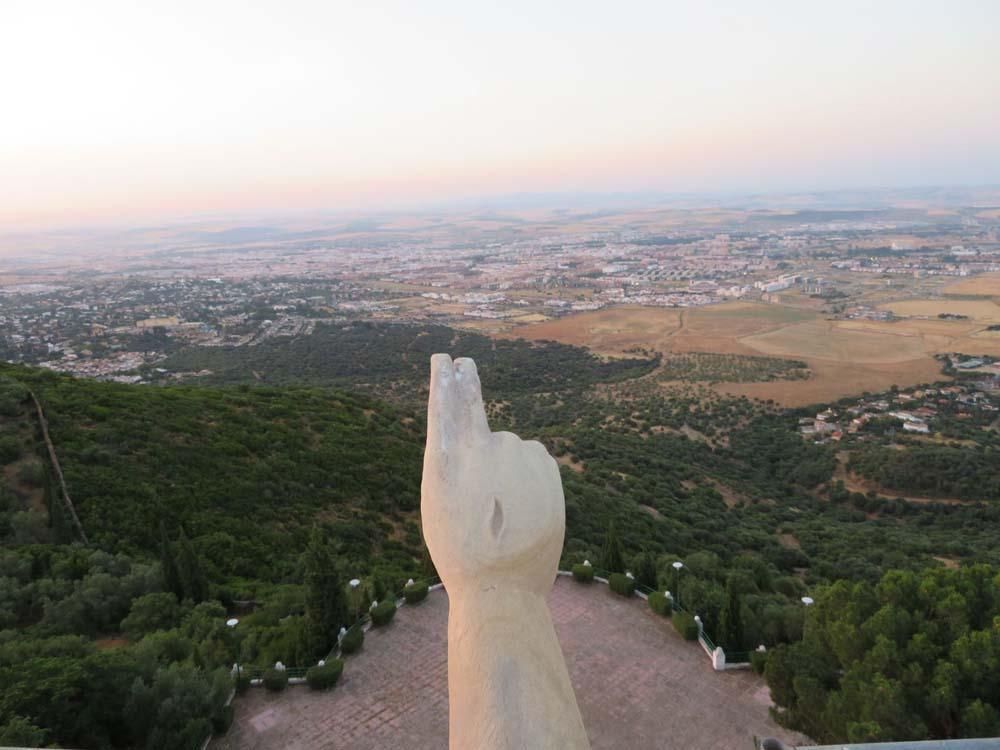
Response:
2,0,999,227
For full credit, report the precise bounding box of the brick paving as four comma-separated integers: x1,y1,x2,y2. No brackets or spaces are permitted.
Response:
214,577,807,750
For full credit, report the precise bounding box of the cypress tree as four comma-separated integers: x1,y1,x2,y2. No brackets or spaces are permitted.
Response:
176,527,208,603
632,550,658,589
302,527,349,659
719,578,744,651
421,545,437,581
159,521,183,601
601,521,625,574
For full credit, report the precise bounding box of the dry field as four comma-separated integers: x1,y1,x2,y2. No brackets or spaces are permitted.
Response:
743,320,928,363
879,299,1000,321
942,273,1000,296
507,306,684,354
669,303,814,355
508,302,964,406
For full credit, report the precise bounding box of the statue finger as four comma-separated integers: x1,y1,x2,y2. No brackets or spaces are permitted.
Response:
453,357,490,444
427,353,457,454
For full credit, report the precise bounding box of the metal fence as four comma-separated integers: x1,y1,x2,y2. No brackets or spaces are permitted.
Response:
237,568,752,688
586,567,751,667
239,665,310,680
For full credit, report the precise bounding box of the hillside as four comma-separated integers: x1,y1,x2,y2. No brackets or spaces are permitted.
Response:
0,364,425,583
0,366,433,748
3,327,1000,747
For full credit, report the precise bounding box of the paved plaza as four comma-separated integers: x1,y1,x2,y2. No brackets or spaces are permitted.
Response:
215,576,807,750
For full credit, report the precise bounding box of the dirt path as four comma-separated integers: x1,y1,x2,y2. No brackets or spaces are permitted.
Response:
29,391,89,544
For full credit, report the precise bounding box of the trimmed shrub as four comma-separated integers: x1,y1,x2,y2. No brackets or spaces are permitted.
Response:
340,626,364,655
404,581,429,604
750,649,768,675
672,611,699,641
262,668,288,692
235,673,252,695
648,591,670,616
212,704,234,735
571,564,594,583
306,659,344,690
608,573,635,597
370,600,397,627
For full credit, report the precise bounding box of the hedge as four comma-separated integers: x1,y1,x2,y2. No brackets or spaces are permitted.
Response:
370,600,397,627
672,611,699,641
608,573,635,597
340,626,364,654
571,564,594,583
404,581,429,604
235,673,251,695
750,649,768,675
262,668,288,692
648,591,670,616
211,704,234,735
306,660,344,690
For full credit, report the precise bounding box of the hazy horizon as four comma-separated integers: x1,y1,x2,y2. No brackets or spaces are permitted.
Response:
3,0,999,229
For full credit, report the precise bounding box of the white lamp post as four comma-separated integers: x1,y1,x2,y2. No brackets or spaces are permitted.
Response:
672,561,684,608
349,578,362,620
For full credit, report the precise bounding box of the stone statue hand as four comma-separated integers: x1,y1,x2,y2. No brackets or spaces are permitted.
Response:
421,353,565,597
421,354,591,750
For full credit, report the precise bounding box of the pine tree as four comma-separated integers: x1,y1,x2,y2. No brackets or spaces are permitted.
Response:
302,527,349,659
601,521,625,574
176,528,209,603
159,521,184,601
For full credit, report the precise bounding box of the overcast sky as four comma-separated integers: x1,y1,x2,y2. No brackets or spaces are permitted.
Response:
3,0,999,227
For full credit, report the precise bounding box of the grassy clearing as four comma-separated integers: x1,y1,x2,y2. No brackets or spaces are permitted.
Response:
659,352,810,383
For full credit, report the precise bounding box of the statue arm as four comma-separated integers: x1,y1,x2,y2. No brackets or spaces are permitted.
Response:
447,587,590,750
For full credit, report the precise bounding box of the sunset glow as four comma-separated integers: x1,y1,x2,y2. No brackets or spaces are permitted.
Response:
3,0,999,227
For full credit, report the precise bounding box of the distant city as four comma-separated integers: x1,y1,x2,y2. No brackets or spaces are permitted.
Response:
2,192,999,384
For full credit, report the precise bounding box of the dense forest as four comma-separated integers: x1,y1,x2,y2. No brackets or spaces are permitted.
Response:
155,321,659,400
850,444,1000,501
766,565,1000,742
0,368,424,747
2,321,1000,747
